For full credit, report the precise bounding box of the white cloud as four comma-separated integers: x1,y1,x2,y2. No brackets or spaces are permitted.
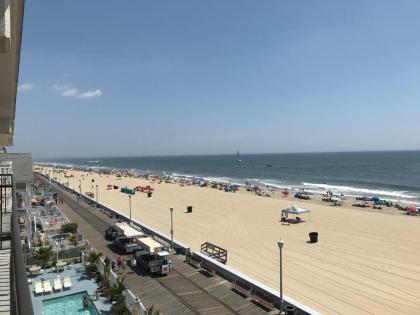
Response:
77,89,102,99
61,88,78,97
53,84,72,91
57,85,103,99
18,83,34,91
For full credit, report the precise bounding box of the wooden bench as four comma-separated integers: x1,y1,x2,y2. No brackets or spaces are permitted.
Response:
199,262,215,276
251,292,275,311
231,280,252,298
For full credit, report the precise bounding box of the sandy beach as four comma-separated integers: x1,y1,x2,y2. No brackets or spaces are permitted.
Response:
38,166,420,315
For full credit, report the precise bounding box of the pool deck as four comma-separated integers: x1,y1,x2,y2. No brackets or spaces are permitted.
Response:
28,264,112,314
39,174,272,315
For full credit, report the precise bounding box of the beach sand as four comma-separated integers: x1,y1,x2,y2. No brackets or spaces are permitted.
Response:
39,166,420,315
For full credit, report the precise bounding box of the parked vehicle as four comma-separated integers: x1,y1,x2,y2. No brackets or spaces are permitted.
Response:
114,235,141,254
134,236,170,275
105,222,142,241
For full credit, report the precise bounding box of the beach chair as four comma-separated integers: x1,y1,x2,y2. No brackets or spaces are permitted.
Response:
34,280,43,295
43,280,52,294
53,276,62,291
63,276,72,289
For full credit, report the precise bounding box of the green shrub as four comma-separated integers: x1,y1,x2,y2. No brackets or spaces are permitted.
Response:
61,223,78,234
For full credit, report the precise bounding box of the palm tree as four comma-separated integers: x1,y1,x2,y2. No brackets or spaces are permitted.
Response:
111,277,126,300
147,305,161,315
85,251,102,275
35,246,53,268
111,277,127,314
87,251,102,264
103,256,111,288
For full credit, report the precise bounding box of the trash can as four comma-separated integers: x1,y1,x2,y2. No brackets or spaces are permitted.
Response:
284,305,296,315
187,206,193,213
147,191,152,198
309,232,318,243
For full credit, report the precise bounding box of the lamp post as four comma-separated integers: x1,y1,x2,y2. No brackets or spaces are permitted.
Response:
79,179,82,194
55,242,59,275
278,240,284,314
170,207,174,251
96,184,98,207
129,195,132,224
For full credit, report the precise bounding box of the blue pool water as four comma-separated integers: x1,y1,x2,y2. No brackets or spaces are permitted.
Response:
43,291,99,315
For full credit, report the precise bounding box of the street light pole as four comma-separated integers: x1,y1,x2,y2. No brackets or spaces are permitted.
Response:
129,195,132,224
79,179,82,194
278,240,284,314
96,184,98,207
170,207,174,250
56,242,59,275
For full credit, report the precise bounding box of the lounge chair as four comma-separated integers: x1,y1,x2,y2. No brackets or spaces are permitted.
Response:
53,276,62,291
63,276,72,289
34,280,43,295
43,280,52,294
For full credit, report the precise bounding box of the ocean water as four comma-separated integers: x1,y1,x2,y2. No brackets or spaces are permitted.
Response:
36,151,420,204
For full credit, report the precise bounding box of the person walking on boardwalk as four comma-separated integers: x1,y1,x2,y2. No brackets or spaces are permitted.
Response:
131,256,137,267
117,256,122,269
122,259,127,273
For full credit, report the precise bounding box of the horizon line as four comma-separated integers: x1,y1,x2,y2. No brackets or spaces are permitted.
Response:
32,149,420,160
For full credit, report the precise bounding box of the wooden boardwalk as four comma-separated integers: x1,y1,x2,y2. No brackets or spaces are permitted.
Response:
38,175,269,315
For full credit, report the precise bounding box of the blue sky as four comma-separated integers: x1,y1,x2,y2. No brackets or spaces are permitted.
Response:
13,0,420,158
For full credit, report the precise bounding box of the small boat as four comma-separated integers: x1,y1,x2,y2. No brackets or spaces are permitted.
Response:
236,151,242,163
266,164,272,167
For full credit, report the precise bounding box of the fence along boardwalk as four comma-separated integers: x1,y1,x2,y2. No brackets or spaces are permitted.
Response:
38,175,268,315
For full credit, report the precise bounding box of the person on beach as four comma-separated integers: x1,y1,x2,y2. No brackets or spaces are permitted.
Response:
83,294,90,308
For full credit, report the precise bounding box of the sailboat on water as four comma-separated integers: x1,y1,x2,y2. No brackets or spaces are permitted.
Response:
236,151,242,163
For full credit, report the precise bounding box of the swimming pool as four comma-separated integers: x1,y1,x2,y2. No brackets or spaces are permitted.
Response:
42,291,100,315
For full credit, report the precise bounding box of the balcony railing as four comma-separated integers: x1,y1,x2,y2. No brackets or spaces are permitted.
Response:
0,173,34,314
